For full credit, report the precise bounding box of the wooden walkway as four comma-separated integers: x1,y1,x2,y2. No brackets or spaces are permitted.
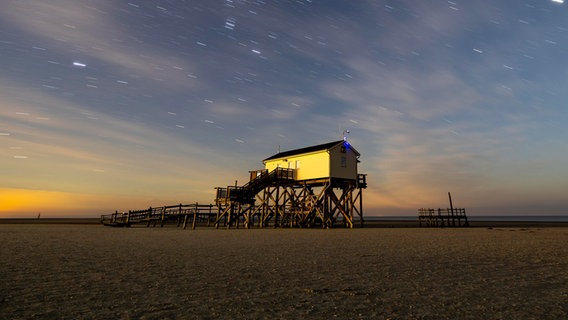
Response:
418,208,469,227
101,167,366,230
100,203,215,229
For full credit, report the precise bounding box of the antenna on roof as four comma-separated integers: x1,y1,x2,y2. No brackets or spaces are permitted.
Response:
343,129,350,141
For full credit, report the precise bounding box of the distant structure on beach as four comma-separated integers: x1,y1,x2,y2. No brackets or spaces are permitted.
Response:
418,192,469,227
101,140,367,229
215,140,367,228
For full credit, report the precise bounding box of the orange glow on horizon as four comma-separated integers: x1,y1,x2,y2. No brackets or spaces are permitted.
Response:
0,188,167,218
0,188,77,214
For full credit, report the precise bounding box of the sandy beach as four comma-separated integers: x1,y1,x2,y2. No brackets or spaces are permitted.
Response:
1,223,567,319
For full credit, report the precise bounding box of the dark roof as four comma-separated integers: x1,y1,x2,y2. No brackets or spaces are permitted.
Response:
263,140,345,162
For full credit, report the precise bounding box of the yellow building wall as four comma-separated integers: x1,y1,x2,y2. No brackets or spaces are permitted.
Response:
329,145,358,180
264,150,330,181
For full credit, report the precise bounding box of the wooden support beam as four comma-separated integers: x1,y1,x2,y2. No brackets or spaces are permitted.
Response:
182,213,189,229
146,207,152,227
324,184,357,228
214,204,231,229
192,208,198,230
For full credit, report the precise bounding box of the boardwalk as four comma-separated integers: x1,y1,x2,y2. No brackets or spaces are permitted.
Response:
100,203,215,229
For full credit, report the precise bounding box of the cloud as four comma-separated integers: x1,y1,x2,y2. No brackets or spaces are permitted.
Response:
2,0,568,216
0,82,244,203
2,0,202,91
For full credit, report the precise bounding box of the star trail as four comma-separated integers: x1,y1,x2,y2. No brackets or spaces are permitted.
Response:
1,0,567,217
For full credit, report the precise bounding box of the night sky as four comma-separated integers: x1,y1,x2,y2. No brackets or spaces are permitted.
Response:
2,0,567,217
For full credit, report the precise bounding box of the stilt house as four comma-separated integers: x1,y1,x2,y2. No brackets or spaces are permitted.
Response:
214,140,367,228
101,140,367,229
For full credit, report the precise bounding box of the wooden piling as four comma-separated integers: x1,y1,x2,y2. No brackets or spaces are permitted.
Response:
192,202,198,230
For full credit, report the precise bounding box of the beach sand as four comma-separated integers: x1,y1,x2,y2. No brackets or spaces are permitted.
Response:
1,224,567,319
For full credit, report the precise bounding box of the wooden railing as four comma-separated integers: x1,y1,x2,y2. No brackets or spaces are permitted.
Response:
215,167,295,204
418,208,469,227
100,203,215,229
357,174,367,188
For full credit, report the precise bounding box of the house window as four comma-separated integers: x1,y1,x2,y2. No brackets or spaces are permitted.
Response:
295,160,300,168
341,156,347,168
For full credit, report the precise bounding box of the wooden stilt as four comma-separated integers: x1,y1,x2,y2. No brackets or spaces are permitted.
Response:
192,208,198,230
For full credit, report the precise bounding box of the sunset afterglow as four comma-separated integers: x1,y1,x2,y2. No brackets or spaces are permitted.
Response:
2,1,567,217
